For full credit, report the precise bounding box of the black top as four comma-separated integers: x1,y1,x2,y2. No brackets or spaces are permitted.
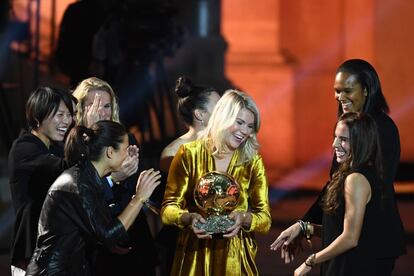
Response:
94,133,159,276
8,130,67,265
321,166,402,275
303,111,406,258
25,161,129,276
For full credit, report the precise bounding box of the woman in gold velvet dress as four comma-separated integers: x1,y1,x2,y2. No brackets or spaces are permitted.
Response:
161,89,271,275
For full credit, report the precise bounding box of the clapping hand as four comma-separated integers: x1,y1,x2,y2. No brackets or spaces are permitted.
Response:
111,145,139,182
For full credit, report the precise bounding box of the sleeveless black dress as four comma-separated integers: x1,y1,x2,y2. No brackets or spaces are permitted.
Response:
321,166,402,276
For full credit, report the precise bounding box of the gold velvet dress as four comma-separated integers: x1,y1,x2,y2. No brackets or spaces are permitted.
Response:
161,140,271,276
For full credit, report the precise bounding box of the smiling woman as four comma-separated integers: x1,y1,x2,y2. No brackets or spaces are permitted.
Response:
24,121,161,275
8,87,74,275
161,89,271,275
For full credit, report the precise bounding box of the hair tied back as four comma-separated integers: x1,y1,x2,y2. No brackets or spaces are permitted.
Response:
82,132,90,143
175,76,194,98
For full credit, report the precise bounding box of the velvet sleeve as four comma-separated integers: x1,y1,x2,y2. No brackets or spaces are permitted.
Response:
161,145,190,228
245,155,271,233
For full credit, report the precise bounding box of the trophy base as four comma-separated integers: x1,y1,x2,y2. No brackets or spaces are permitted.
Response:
194,215,235,234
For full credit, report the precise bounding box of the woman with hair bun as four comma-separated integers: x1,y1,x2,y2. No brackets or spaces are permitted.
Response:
157,76,220,275
25,121,161,275
160,76,220,171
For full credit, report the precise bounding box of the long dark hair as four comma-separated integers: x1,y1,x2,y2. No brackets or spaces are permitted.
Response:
175,76,217,126
322,112,383,214
336,59,389,116
65,120,127,166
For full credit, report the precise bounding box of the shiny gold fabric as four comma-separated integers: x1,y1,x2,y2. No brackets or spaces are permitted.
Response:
161,140,271,276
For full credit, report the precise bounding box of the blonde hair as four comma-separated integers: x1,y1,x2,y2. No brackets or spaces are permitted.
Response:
201,89,260,164
72,77,120,125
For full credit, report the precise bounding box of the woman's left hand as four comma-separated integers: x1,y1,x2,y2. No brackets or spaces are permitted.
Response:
223,211,247,238
294,262,312,276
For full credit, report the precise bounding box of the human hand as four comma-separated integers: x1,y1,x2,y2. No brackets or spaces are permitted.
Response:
189,213,212,239
135,169,161,201
84,93,103,127
294,262,312,276
270,222,302,263
111,145,139,182
222,211,247,238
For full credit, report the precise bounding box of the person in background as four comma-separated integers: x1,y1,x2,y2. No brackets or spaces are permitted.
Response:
157,76,220,275
160,76,220,171
73,77,158,275
25,121,161,275
8,87,74,275
162,89,271,275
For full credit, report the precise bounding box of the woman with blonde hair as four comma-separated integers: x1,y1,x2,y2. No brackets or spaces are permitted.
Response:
72,77,159,275
73,77,120,127
157,76,220,275
161,89,271,275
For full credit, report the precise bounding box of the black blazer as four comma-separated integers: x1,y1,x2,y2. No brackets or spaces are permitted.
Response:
26,161,129,275
8,130,67,265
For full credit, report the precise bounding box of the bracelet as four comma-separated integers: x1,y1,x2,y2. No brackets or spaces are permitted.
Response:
305,221,314,240
131,195,148,204
297,220,306,233
305,253,316,267
297,220,313,240
304,260,313,267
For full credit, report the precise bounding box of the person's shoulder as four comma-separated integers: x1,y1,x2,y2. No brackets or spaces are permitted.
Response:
372,111,397,127
250,151,264,163
49,167,78,194
178,139,205,157
344,172,371,191
161,138,183,159
183,139,203,149
9,130,47,158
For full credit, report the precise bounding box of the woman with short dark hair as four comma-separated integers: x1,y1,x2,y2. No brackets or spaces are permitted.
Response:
8,87,74,275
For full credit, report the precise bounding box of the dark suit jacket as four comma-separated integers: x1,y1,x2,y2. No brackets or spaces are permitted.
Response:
25,161,129,275
8,130,67,265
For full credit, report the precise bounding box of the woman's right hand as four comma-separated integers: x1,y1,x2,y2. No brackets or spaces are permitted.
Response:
181,213,212,239
84,93,103,127
135,169,161,201
270,222,302,263
190,213,212,239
